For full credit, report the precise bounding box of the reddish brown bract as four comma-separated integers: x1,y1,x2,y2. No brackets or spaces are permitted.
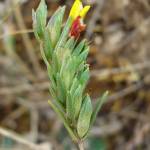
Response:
69,16,86,39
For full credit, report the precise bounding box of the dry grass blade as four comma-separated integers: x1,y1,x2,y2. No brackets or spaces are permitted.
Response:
13,1,43,78
0,127,51,150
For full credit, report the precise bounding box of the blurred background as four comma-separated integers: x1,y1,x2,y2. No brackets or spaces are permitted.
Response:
0,0,150,149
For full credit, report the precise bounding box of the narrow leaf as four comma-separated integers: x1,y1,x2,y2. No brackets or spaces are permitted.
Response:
64,37,76,51
70,77,79,94
66,91,73,119
55,18,72,51
73,40,86,56
77,95,92,138
47,6,65,47
52,51,60,74
32,10,40,41
78,67,90,89
72,85,83,119
90,91,109,127
48,100,78,142
56,73,66,104
33,0,47,39
78,46,89,62
43,29,53,60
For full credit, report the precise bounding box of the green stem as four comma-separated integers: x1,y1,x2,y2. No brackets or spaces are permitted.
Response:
48,100,78,142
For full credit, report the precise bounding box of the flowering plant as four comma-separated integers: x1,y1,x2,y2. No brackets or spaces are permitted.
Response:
32,0,108,149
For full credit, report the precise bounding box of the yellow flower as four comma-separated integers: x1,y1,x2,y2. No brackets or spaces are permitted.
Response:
69,0,90,21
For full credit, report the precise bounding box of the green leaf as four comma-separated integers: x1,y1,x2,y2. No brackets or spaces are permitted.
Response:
43,29,53,60
55,17,72,51
56,73,66,104
47,63,59,97
32,0,47,39
78,66,90,89
47,6,65,48
49,86,65,113
90,91,108,127
77,95,92,138
48,100,78,142
60,57,73,89
60,58,68,76
52,51,60,74
49,86,57,101
67,57,78,79
65,56,84,89
32,10,39,40
72,85,83,119
70,77,79,94
73,40,86,56
66,91,73,119
78,46,89,62
64,37,76,52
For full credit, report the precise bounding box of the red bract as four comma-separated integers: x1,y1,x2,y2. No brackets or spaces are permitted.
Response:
69,16,86,39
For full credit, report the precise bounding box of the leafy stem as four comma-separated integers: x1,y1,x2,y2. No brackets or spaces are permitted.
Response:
48,100,78,142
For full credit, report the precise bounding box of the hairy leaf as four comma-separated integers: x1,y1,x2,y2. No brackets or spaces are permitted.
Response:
90,91,108,127
73,40,86,56
66,91,73,119
77,95,92,138
43,29,53,60
32,0,47,39
72,85,83,119
47,6,65,47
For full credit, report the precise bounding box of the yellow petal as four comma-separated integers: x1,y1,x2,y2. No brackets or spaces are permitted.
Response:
80,5,90,18
69,0,83,20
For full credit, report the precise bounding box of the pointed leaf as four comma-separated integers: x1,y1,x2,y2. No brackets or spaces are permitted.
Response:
77,95,92,138
72,85,83,119
47,6,65,47
70,77,79,94
55,18,72,51
78,67,90,89
66,91,73,119
78,46,89,62
47,63,58,92
64,37,76,51
43,29,53,60
52,51,60,74
33,0,47,39
32,10,40,40
48,100,78,142
56,73,66,104
73,40,86,56
90,91,108,127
